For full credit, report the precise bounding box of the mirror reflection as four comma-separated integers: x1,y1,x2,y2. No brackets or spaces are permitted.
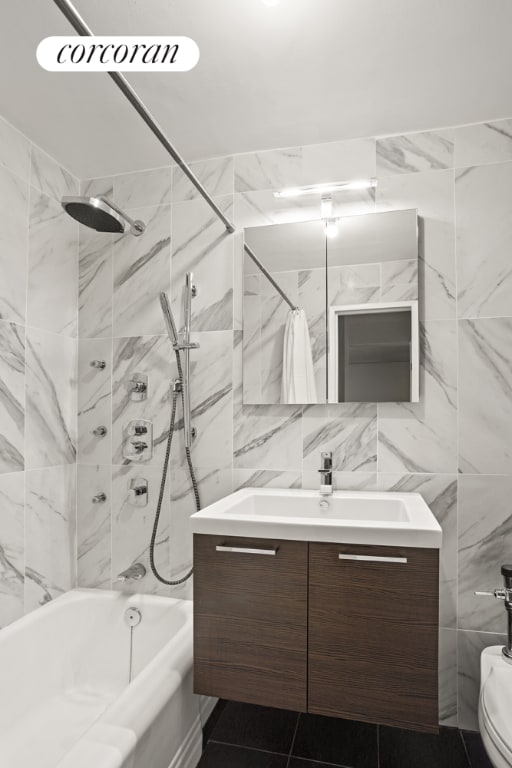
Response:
242,208,419,405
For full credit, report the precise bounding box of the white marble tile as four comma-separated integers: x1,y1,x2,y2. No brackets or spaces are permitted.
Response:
112,335,172,467
454,119,512,168
377,130,454,175
303,403,377,472
301,471,377,491
78,339,112,465
0,322,24,473
170,331,233,471
25,328,76,469
458,629,506,731
235,147,302,192
301,138,377,186
111,463,171,597
234,404,302,471
114,167,172,209
0,165,29,324
376,169,456,321
458,475,512,632
171,196,234,332
0,472,24,627
27,189,78,336
299,268,326,339
328,263,381,306
172,156,234,202
0,116,30,182
113,331,232,473
377,473,457,628
379,321,458,473
78,226,113,338
77,464,111,589
30,144,78,202
439,628,458,727
112,204,171,337
233,469,301,490
456,162,512,318
80,176,114,199
242,275,263,403
458,318,512,474
24,464,76,611
169,467,232,599
380,259,418,302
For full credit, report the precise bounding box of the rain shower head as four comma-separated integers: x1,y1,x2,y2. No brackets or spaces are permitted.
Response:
61,196,145,236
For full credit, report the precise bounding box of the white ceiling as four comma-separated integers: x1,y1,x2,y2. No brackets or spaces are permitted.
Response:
1,0,512,179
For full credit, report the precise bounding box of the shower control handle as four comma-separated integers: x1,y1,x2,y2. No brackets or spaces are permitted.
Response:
90,359,106,369
129,379,147,393
92,425,108,437
92,493,107,504
123,420,153,463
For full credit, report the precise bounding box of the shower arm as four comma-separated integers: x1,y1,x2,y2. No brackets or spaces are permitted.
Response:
52,0,299,315
99,197,144,236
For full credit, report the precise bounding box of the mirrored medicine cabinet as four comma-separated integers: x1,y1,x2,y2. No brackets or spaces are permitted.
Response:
242,207,419,405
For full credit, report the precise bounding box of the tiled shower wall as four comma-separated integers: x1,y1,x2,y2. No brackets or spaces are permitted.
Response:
0,115,78,627
75,117,512,731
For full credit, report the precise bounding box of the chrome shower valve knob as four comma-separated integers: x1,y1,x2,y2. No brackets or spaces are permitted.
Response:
90,359,106,369
92,493,107,504
92,425,108,437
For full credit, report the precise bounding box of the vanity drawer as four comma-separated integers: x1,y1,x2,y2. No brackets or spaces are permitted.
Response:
308,542,439,732
193,533,308,711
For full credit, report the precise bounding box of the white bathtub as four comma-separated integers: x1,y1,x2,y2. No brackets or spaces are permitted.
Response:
0,588,212,768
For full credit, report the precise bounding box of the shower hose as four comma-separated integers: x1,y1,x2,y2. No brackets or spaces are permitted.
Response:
149,346,201,585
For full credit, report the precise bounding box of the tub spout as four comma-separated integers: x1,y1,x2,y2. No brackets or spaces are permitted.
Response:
114,563,146,583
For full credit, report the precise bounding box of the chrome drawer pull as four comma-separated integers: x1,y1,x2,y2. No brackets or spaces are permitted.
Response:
216,545,278,556
338,554,408,564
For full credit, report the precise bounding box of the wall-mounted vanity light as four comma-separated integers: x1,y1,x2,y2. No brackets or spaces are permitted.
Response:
273,179,377,199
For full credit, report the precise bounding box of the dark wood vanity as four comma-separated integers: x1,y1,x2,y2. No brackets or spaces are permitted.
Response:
193,534,439,733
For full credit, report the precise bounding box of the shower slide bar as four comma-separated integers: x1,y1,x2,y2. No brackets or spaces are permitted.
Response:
52,0,299,313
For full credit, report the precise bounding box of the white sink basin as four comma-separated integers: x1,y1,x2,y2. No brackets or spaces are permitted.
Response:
190,488,442,548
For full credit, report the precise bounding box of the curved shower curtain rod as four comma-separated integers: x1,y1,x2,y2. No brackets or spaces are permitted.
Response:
51,0,298,313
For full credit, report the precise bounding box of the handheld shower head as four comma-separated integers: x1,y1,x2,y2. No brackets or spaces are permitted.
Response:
61,196,145,236
159,292,179,348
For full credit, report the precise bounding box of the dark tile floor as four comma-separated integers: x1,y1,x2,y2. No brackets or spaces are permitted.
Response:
200,701,494,768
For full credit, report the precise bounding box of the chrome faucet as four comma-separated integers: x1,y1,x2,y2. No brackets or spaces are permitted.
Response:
114,563,146,583
318,451,333,495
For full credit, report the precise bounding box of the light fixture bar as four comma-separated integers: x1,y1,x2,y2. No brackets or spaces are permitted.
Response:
274,179,377,199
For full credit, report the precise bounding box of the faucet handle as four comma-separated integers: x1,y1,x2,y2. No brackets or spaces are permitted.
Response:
475,589,508,600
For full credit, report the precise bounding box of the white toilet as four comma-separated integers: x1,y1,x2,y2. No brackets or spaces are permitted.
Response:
479,646,512,767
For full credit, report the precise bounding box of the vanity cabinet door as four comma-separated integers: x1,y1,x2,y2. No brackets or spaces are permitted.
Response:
308,542,439,732
194,534,308,711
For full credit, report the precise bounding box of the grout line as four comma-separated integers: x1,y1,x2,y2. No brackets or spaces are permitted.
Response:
459,730,472,768
288,713,301,760
207,739,289,758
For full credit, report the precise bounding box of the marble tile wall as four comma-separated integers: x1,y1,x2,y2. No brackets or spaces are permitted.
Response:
73,117,512,729
0,114,79,629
